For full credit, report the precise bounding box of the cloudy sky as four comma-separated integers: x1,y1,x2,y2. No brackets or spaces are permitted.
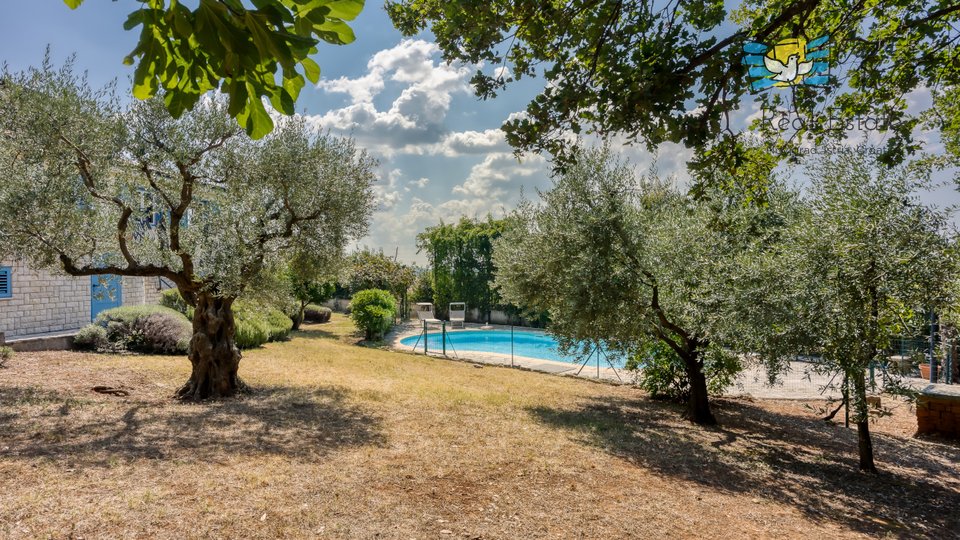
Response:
1,3,955,263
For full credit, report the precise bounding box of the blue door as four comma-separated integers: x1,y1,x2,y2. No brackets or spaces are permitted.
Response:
91,275,123,320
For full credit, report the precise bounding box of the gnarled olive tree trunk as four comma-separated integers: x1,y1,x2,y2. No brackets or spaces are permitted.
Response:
176,293,243,400
682,349,717,426
852,372,877,472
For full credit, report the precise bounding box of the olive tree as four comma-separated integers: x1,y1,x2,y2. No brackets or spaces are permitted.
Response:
494,147,797,425
775,154,955,472
0,60,376,399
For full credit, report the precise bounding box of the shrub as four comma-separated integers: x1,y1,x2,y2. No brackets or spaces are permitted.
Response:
0,346,13,367
135,313,192,354
73,325,108,351
627,341,742,401
234,310,270,349
304,304,332,323
159,288,190,315
350,289,396,340
94,304,183,326
83,305,192,354
232,301,293,348
264,306,294,341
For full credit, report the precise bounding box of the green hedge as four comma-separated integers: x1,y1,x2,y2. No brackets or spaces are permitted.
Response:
234,307,270,349
158,289,293,349
304,304,332,323
350,289,396,340
232,300,292,348
159,288,192,318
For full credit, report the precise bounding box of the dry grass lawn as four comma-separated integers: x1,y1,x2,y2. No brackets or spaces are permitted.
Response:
1,314,959,539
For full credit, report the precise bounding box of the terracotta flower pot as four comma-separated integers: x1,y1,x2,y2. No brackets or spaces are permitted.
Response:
919,363,939,380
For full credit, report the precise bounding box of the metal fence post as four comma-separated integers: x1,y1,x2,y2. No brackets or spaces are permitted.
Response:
423,320,428,356
930,310,938,383
843,373,849,428
511,324,514,367
442,321,447,357
947,340,954,385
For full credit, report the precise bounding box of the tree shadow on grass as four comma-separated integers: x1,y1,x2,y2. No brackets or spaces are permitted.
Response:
292,327,341,341
527,396,960,539
0,384,385,467
292,325,365,345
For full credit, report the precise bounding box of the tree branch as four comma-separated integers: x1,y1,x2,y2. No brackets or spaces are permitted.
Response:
60,133,145,271
58,252,187,288
905,3,960,28
677,0,823,76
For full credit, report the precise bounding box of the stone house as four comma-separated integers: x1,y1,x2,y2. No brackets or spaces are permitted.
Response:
0,258,169,348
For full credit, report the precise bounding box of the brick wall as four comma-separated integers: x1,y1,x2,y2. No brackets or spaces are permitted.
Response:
0,258,159,339
917,390,960,438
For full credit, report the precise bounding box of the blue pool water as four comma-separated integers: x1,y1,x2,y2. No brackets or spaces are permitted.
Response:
399,329,625,368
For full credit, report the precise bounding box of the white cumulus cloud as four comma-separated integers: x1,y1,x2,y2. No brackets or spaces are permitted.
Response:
308,39,473,155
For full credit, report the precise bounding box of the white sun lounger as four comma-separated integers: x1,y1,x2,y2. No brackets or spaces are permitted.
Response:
415,302,440,323
449,302,466,329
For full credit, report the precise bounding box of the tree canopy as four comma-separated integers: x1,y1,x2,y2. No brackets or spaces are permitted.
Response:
64,0,365,138
281,252,339,330
493,146,798,424
0,59,376,398
346,248,416,319
417,217,507,321
388,0,960,185
770,154,956,471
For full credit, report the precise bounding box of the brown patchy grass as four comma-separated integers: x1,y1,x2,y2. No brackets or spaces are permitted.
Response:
1,314,958,539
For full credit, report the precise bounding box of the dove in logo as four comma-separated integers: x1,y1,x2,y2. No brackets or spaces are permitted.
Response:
742,35,831,91
764,53,813,82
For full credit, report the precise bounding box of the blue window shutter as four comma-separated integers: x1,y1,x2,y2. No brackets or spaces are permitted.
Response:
0,267,11,298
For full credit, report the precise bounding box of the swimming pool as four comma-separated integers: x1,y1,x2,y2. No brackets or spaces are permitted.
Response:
398,328,625,368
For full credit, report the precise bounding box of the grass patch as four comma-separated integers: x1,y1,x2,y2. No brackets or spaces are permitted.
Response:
0,314,958,539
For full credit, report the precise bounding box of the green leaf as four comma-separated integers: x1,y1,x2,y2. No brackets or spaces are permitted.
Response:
301,57,320,84
225,80,249,117
123,9,147,30
269,86,296,115
316,19,355,45
244,90,274,139
164,89,200,118
246,12,285,60
131,34,161,99
133,69,159,100
324,0,365,21
70,0,366,137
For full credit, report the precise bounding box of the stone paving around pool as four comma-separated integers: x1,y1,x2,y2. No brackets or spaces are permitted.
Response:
387,322,933,400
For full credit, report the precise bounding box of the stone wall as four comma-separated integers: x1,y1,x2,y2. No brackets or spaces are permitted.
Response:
0,258,159,339
917,386,960,439
0,259,90,338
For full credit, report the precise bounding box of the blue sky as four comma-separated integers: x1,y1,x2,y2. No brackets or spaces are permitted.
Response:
2,3,956,263
0,2,555,263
